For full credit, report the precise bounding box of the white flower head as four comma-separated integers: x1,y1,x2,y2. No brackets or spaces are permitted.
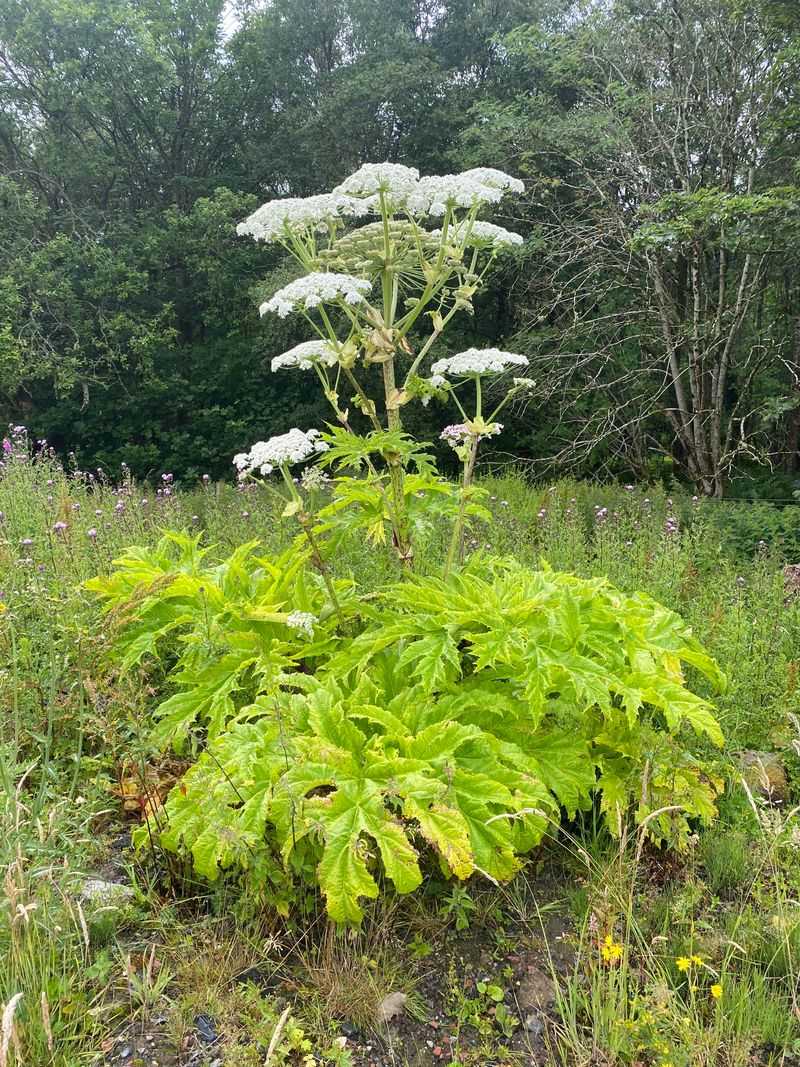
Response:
233,428,329,476
512,376,537,393
271,340,339,372
412,174,504,217
260,272,372,318
332,163,421,211
430,348,529,378
286,610,317,637
300,466,331,492
440,423,468,445
440,421,503,447
236,194,367,243
431,220,523,250
459,167,525,194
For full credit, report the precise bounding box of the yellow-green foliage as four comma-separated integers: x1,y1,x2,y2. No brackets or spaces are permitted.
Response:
91,538,725,925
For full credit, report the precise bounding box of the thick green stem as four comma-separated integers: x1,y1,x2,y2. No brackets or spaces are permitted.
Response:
341,365,382,432
403,301,462,385
278,465,344,622
299,515,345,625
382,355,413,568
444,435,479,580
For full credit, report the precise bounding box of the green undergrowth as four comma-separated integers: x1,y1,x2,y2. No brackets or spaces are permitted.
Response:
2,453,800,1063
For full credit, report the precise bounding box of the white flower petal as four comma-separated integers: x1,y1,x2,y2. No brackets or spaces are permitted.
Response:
459,167,525,194
236,193,368,243
414,174,503,215
332,163,421,209
271,341,339,372
431,347,529,378
430,220,523,249
260,273,372,318
233,429,329,474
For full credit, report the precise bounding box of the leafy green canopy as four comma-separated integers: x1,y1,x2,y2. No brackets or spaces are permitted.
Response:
90,533,724,924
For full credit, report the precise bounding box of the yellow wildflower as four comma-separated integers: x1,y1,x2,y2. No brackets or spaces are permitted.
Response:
710,984,722,1000
600,934,624,962
676,956,692,972
690,954,704,966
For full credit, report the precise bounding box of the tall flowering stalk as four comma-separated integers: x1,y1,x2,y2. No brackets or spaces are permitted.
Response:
433,355,536,573
234,429,345,619
235,162,528,573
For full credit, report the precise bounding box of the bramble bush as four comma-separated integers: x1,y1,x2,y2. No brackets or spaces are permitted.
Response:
90,163,726,923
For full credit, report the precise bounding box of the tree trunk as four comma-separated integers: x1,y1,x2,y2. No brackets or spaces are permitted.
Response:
784,315,800,473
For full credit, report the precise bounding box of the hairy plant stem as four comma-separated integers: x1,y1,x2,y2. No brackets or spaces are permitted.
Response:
298,514,345,624
342,365,382,432
276,464,344,623
444,434,479,580
376,216,414,568
381,354,414,569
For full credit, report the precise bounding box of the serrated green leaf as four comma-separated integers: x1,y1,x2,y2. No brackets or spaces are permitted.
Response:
525,732,595,817
405,799,474,878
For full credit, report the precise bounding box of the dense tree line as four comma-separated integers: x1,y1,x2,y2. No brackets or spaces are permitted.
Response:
1,0,798,493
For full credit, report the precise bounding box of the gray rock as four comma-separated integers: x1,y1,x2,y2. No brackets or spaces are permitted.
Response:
524,1013,544,1036
80,878,134,908
376,991,407,1024
515,967,554,1013
738,751,788,803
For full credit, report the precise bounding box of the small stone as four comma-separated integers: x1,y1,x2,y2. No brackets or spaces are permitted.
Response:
340,1021,359,1039
80,878,134,908
120,1048,131,1060
516,967,554,1013
376,991,407,1024
525,1013,543,1036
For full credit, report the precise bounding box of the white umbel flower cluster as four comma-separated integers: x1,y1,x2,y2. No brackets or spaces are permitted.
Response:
238,165,526,238
414,174,503,216
430,348,529,378
332,163,421,209
431,220,523,249
271,340,339,372
260,273,372,318
512,376,537,393
236,193,367,243
329,163,525,216
233,428,328,475
460,167,525,194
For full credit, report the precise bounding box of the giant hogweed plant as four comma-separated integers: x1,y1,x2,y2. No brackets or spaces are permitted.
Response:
89,163,726,923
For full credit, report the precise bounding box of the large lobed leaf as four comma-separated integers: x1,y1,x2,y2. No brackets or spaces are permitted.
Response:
101,546,725,924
